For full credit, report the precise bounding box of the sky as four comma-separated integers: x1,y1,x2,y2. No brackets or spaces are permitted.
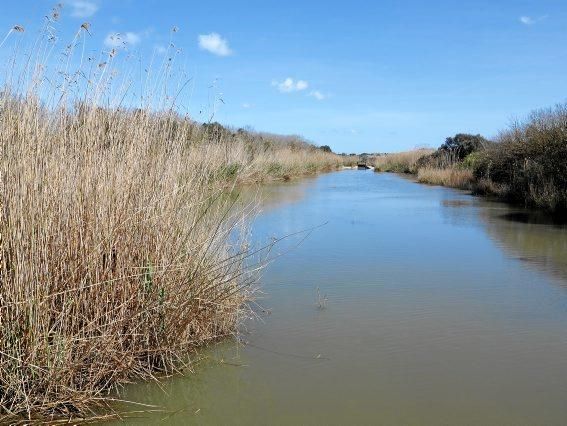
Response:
1,0,566,153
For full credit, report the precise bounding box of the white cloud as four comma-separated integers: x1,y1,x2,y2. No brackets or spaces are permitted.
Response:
519,15,547,25
198,33,233,56
309,90,328,101
242,103,252,109
520,16,535,25
69,1,98,18
273,78,309,93
104,32,141,48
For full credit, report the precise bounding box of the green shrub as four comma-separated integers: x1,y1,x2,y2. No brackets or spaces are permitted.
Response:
417,134,489,170
460,151,483,170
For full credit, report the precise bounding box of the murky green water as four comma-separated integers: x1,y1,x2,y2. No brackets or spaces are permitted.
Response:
113,171,567,425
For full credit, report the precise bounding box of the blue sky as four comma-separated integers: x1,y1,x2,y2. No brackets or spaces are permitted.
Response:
1,0,566,153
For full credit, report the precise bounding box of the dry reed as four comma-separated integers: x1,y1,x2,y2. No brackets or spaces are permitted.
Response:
0,12,338,423
417,167,475,189
0,96,262,423
373,149,434,173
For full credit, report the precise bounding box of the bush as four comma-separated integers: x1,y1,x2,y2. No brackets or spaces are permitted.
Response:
460,151,484,170
473,104,567,212
439,134,489,160
416,134,489,169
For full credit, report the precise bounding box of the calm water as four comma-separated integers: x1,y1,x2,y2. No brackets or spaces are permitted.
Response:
115,171,567,425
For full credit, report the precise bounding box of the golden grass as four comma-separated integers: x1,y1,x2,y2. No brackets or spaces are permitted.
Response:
373,149,434,173
0,99,260,423
417,167,475,189
339,155,363,167
0,13,339,423
240,146,341,182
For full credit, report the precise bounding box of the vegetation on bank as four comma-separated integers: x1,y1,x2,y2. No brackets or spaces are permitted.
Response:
0,15,339,423
374,105,567,213
199,123,342,182
417,167,475,189
373,149,434,173
473,105,567,212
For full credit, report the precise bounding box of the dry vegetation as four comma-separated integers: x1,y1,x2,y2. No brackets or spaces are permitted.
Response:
196,124,342,183
417,167,474,189
375,108,567,214
0,11,339,423
473,105,567,212
373,149,434,173
1,101,258,423
339,154,363,168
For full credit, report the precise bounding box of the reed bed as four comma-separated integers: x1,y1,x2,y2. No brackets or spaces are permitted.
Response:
417,167,474,189
0,13,339,423
193,125,341,183
373,149,434,173
0,97,261,423
248,147,341,181
339,155,363,168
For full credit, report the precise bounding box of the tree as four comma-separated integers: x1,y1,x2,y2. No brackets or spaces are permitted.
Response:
439,134,488,160
319,145,332,153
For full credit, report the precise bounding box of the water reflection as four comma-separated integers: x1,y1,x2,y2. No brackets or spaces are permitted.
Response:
237,176,318,215
477,204,567,284
501,211,567,226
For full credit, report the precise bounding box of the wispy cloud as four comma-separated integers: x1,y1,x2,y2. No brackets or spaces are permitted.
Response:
309,90,329,101
242,103,253,109
104,32,142,48
198,33,233,56
69,1,98,18
272,78,309,93
519,15,547,25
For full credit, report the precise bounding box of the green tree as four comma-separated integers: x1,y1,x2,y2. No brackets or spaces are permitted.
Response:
439,134,488,160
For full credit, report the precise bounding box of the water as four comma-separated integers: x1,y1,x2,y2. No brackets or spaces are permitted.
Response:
114,171,567,425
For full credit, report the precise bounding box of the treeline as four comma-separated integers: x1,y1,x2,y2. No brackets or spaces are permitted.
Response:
374,103,567,213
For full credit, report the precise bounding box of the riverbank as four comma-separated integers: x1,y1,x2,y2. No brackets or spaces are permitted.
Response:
374,104,567,215
0,22,340,424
